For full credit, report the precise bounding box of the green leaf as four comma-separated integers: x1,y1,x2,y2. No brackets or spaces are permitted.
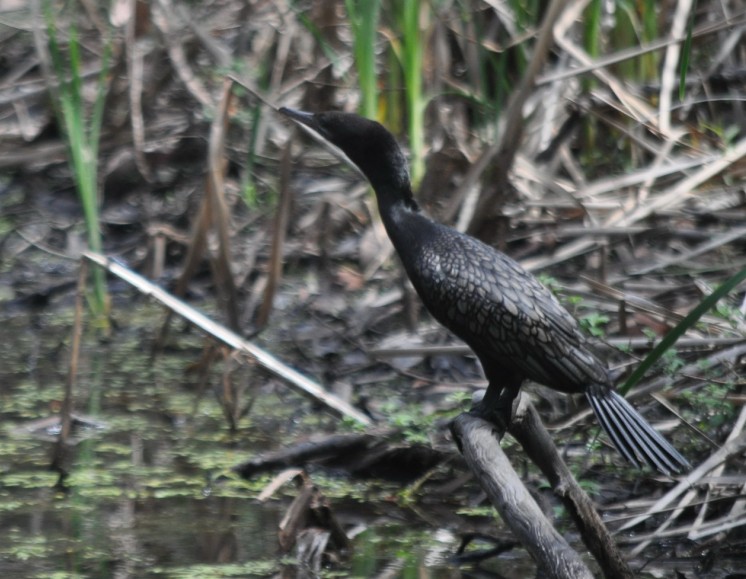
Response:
678,0,697,101
621,265,746,394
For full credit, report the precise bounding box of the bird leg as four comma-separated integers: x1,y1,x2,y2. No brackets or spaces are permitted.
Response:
470,382,521,438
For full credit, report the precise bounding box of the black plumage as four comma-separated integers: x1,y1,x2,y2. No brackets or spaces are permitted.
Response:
281,107,690,475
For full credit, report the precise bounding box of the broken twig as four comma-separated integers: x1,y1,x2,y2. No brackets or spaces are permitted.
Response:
83,252,372,426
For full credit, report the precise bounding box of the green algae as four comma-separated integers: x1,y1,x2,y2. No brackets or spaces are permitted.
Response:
151,561,278,578
0,301,470,578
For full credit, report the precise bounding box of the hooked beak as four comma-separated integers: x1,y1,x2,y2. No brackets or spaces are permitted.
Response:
279,107,322,136
279,107,366,180
279,107,314,126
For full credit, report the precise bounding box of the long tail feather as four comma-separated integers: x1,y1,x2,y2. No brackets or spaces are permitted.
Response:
586,390,690,475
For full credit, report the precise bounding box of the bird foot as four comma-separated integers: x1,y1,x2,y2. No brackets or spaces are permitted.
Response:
468,401,513,439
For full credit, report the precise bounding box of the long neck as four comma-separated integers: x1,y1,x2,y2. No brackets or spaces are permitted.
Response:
360,141,418,216
372,181,419,215
372,182,425,252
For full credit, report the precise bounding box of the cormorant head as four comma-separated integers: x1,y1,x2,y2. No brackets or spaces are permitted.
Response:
280,108,411,195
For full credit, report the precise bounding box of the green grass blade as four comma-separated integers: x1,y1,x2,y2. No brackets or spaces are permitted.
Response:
44,0,111,320
679,0,697,101
295,11,342,68
400,0,426,187
345,0,380,120
89,35,112,161
621,265,746,394
68,24,83,114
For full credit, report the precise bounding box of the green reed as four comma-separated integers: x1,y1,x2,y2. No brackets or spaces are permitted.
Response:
621,265,746,394
346,0,381,120
45,9,111,321
396,0,427,188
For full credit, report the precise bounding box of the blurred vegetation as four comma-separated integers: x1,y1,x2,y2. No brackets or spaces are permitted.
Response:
1,0,745,573
3,0,742,466
41,1,112,323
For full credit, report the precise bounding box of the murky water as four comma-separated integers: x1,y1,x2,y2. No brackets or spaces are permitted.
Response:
4,298,743,577
0,303,505,578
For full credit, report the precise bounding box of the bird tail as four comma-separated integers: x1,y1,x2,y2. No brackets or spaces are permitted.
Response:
586,389,690,475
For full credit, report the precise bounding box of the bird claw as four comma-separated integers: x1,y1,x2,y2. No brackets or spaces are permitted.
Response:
468,401,512,440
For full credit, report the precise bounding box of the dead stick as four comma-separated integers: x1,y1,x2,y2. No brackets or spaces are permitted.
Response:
83,252,372,427
466,0,569,237
451,412,593,579
256,129,294,329
50,258,88,481
508,394,634,579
